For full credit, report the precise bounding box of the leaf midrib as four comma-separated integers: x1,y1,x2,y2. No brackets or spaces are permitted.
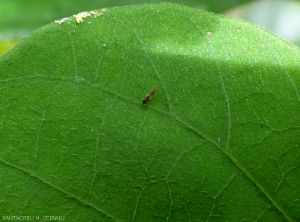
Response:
0,74,293,221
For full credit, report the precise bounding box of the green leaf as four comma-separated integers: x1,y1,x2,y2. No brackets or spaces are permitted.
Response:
0,3,299,221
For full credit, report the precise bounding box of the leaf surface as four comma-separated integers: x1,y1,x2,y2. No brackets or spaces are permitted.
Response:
0,3,299,222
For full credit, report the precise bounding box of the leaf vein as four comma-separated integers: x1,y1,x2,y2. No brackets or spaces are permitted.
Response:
0,74,293,222
0,158,121,222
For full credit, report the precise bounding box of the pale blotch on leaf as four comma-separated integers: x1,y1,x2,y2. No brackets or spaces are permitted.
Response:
74,10,104,24
74,12,92,24
90,11,105,17
207,31,213,37
55,17,70,24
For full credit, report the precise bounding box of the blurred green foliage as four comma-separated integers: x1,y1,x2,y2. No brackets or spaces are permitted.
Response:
227,0,300,47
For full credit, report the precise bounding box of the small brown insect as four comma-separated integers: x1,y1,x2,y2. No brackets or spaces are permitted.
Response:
143,86,159,105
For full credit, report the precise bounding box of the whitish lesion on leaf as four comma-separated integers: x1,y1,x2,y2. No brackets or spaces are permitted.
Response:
55,9,107,25
54,17,70,24
74,9,107,24
206,31,213,37
74,12,96,24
